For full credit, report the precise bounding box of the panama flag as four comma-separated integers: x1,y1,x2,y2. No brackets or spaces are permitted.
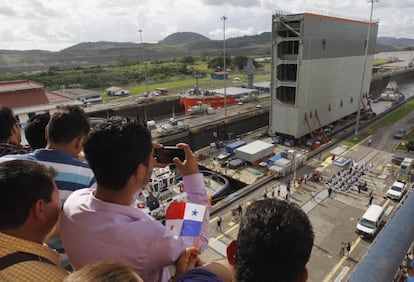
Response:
164,202,206,237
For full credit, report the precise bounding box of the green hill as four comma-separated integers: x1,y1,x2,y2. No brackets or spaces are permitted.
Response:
0,33,411,73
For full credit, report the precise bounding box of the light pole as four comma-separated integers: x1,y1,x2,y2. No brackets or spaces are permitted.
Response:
222,16,227,118
138,29,149,96
355,0,378,135
292,150,297,187
194,73,202,95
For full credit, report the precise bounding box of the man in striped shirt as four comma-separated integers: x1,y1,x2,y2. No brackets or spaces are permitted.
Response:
0,105,96,270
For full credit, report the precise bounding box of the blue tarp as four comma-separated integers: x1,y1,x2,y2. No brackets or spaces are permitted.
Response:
267,153,282,165
226,140,247,154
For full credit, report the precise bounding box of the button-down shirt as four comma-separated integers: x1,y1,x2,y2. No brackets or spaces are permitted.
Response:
0,141,31,157
0,232,68,281
0,149,96,271
60,173,209,282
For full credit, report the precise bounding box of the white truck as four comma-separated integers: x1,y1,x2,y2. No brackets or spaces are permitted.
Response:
386,181,407,201
395,157,413,182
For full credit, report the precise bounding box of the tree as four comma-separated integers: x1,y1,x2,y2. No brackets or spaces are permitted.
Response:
181,56,195,64
208,56,231,70
407,140,414,152
117,55,134,67
232,55,249,71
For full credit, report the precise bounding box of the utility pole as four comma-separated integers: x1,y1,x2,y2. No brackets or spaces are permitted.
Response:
222,16,227,118
138,29,149,97
355,0,378,135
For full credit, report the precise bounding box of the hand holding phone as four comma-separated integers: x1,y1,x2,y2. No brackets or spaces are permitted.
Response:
154,146,186,163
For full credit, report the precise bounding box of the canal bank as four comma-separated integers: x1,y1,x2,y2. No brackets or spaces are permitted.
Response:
86,68,414,151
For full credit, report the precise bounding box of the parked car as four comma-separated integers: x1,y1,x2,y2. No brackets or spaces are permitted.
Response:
391,154,407,165
386,181,407,201
272,136,284,144
394,128,406,139
284,138,296,147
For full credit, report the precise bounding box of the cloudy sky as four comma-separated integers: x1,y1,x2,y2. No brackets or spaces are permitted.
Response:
1,0,413,51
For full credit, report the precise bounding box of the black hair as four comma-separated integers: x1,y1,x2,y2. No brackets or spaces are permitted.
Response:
0,106,17,140
83,116,152,191
235,199,314,282
24,112,50,149
47,105,90,144
0,160,57,230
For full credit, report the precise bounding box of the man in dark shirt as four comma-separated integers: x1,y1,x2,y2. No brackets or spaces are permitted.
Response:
0,106,31,156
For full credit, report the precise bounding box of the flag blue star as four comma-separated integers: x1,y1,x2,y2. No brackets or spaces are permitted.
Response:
192,209,198,216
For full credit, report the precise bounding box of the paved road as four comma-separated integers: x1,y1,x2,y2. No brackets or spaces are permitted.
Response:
201,142,402,281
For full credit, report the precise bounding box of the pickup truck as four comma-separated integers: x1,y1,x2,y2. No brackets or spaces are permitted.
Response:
386,181,407,201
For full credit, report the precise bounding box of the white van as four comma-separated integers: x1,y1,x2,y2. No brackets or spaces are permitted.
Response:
356,204,385,238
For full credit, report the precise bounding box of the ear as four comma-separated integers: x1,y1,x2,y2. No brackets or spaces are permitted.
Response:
135,163,148,183
298,266,308,282
10,123,21,143
74,135,86,151
226,240,237,266
44,125,49,141
11,123,19,134
32,199,47,221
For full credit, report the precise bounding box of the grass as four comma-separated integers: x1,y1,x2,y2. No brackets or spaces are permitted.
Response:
395,128,414,151
107,69,271,102
343,133,369,147
343,100,414,150
369,100,414,132
373,58,389,66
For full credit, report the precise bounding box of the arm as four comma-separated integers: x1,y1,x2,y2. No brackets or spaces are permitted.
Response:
181,173,209,251
173,247,201,280
173,143,209,251
203,259,234,282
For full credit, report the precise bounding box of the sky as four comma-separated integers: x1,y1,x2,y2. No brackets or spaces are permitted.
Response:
1,0,413,51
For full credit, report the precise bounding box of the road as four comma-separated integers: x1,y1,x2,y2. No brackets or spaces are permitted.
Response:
198,83,414,281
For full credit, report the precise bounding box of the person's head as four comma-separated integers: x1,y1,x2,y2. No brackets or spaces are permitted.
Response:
46,105,90,155
24,112,50,149
63,260,143,282
83,116,153,191
235,199,314,282
0,105,21,143
0,160,60,243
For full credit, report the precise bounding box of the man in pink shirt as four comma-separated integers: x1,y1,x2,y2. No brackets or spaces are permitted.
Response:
60,117,209,282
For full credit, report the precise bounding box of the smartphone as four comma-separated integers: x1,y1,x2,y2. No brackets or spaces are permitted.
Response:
154,146,185,163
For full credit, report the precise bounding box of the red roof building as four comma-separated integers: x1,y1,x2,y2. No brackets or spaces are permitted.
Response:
0,80,80,124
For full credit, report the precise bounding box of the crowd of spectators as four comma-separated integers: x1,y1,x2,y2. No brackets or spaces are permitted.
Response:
0,105,316,282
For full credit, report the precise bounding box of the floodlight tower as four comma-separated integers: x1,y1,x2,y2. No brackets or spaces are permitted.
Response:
222,16,228,118
355,0,378,135
138,29,149,96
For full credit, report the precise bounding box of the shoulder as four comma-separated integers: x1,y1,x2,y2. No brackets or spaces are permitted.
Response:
0,153,34,162
64,188,93,204
176,267,226,282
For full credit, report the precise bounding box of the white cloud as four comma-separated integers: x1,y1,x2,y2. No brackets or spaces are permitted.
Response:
0,0,412,51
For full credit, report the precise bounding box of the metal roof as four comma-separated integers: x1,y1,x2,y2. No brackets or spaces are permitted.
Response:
235,140,274,155
51,88,102,99
0,80,43,93
211,87,257,96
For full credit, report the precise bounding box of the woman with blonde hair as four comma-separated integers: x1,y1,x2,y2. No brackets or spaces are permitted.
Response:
63,260,143,282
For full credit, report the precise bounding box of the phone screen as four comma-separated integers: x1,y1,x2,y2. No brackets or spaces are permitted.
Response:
154,147,185,163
